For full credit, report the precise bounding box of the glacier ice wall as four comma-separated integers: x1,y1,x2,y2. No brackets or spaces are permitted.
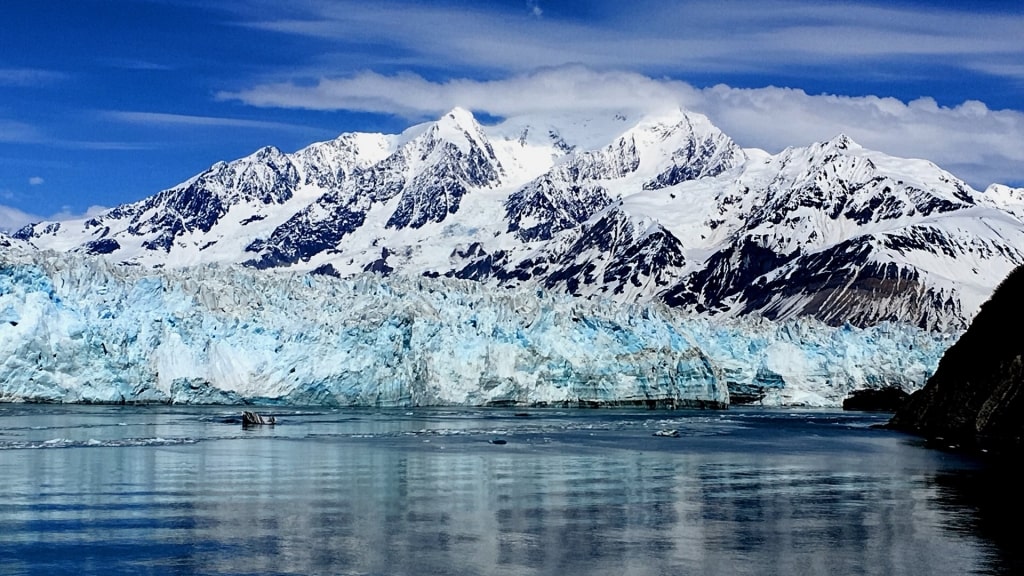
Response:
680,318,956,406
0,248,954,407
0,249,728,407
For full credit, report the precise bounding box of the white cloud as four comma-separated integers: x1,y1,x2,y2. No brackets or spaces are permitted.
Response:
61,141,155,152
694,86,1024,188
218,67,695,116
215,1,1023,189
100,58,173,71
0,201,110,234
28,177,44,186
219,67,1024,188
48,205,109,222
0,204,41,233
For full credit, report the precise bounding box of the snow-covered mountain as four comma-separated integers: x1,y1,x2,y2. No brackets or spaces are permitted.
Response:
14,107,1024,331
0,239,952,407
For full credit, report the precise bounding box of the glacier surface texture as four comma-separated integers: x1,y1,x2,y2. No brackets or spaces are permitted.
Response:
0,248,952,407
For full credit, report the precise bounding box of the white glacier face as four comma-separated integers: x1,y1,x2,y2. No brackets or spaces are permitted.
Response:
679,318,956,406
0,247,727,406
0,245,952,407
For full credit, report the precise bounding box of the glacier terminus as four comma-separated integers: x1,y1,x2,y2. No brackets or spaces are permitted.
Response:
0,239,952,406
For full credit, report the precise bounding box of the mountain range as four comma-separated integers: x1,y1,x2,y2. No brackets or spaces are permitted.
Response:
14,106,1024,332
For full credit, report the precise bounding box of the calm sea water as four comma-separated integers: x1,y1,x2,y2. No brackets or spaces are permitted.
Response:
0,405,1017,576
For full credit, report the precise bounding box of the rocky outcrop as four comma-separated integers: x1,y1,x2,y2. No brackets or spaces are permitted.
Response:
889,266,1024,451
842,387,909,412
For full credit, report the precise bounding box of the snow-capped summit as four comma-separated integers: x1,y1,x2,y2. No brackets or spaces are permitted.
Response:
13,107,1024,331
659,132,1023,331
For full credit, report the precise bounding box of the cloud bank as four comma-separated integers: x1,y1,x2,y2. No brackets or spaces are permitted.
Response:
219,67,1024,189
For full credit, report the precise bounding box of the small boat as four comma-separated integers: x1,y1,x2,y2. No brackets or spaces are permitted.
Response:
242,411,276,426
652,429,680,438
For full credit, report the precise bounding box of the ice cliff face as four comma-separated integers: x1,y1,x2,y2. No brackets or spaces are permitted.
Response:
16,108,1024,331
0,244,725,406
0,241,951,407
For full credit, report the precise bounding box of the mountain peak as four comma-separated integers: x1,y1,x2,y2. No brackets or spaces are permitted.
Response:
442,106,476,126
418,107,488,157
827,133,859,151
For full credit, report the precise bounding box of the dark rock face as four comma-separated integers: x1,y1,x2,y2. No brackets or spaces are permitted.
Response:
310,263,342,278
540,207,686,296
132,147,299,253
84,238,121,255
889,266,1024,451
505,180,613,242
842,387,910,412
736,237,965,332
244,198,366,269
363,247,394,275
664,237,792,314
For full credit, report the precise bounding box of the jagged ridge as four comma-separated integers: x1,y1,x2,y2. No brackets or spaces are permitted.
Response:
13,108,1024,331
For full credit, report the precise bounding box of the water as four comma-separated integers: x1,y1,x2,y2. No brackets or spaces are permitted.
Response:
0,405,1017,576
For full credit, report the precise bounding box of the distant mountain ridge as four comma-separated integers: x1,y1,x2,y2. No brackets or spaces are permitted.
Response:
14,107,1024,331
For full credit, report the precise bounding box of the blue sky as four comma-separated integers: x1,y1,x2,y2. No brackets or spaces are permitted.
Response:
1,0,1023,230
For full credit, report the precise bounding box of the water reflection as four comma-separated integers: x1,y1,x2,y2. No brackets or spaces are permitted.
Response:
930,465,1023,575
0,407,1010,575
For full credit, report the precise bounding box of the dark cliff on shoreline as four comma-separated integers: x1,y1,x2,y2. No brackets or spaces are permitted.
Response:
889,266,1024,452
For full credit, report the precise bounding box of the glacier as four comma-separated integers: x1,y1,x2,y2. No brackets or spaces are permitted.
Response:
0,243,954,407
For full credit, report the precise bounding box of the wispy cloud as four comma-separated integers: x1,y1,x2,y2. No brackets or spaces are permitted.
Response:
100,58,174,71
28,177,44,186
219,67,1024,188
101,110,316,132
0,201,113,232
59,140,156,151
0,68,69,87
0,117,152,150
0,203,112,231
231,1,1024,81
0,119,44,143
968,61,1024,82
